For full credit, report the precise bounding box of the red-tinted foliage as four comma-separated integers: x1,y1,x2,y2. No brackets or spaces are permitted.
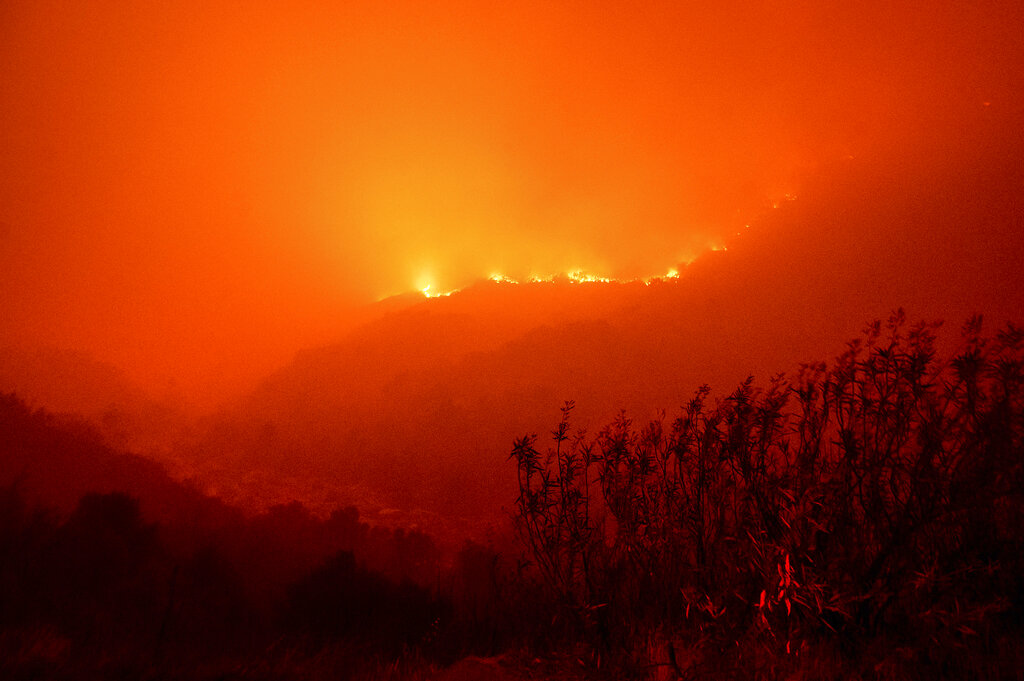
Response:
512,313,1024,677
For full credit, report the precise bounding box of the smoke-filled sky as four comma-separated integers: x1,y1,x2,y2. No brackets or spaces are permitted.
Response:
1,0,1021,402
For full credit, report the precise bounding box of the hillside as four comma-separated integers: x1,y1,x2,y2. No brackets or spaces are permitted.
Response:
176,123,1024,521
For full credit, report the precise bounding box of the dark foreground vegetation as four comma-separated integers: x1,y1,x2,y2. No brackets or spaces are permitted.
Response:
510,312,1024,678
1,312,1022,679
0,394,454,679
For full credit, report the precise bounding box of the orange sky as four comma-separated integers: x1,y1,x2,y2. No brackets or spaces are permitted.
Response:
1,0,1021,403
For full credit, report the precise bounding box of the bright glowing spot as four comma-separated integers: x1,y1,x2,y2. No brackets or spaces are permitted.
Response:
407,235,750,299
567,270,613,284
420,284,459,298
770,193,799,209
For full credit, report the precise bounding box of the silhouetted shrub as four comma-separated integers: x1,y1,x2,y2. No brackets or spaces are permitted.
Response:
282,549,444,655
0,482,58,630
511,312,1024,678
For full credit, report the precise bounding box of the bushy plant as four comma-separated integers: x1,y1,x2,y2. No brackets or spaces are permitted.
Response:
511,312,1024,678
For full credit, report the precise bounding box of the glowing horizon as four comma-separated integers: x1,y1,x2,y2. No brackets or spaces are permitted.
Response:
2,0,1021,403
411,263,687,300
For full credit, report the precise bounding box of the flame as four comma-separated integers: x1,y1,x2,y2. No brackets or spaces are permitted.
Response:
567,270,613,284
420,284,459,298
483,266,686,290
413,265,683,298
409,204,790,298
411,257,702,298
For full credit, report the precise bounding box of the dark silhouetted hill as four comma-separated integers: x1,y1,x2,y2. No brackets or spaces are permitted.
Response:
0,345,200,462
0,392,451,678
0,392,241,544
